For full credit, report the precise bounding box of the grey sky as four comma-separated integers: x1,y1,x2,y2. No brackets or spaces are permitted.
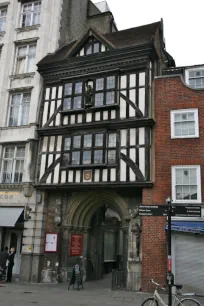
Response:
93,0,204,67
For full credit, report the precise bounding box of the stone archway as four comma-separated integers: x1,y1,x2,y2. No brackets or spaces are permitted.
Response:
64,190,130,281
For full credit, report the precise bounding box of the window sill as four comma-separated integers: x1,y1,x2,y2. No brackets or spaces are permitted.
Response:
10,72,35,80
171,135,199,139
16,24,40,33
61,164,117,169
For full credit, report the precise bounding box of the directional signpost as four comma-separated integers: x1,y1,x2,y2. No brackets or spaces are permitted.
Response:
139,201,201,306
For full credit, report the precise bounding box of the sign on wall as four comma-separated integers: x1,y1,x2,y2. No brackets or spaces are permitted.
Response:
70,234,83,256
44,233,58,253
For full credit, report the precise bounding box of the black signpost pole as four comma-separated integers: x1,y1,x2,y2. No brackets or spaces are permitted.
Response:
167,197,173,306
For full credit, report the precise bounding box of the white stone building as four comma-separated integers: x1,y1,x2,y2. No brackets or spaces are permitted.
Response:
0,0,115,282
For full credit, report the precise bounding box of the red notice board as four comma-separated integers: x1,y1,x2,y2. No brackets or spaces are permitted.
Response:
70,234,82,256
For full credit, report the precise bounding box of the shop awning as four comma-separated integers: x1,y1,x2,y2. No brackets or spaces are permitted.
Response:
166,221,204,234
0,207,24,227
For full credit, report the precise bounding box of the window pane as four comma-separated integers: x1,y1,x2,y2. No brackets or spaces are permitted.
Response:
16,147,25,158
16,57,26,74
182,169,190,185
107,76,115,89
84,134,92,148
14,160,24,183
174,114,181,122
94,150,103,164
73,136,81,148
108,134,116,147
62,153,70,166
108,150,116,164
95,93,104,106
86,44,92,55
4,147,15,159
64,83,72,96
190,169,197,185
2,160,13,183
187,112,194,121
27,54,36,72
33,12,40,25
75,82,82,94
190,186,197,200
188,121,195,135
63,98,71,110
9,94,21,126
22,12,32,27
21,103,30,125
73,96,82,109
72,151,80,165
176,169,183,185
106,91,115,104
96,78,104,91
83,151,91,164
64,138,71,150
95,134,103,146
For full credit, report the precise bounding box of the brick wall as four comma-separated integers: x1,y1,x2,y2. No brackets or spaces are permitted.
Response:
142,76,204,291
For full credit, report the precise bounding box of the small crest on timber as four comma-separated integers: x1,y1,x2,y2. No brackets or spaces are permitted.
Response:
83,170,92,181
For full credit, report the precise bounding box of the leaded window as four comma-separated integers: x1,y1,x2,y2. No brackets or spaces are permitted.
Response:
77,36,107,56
62,132,117,166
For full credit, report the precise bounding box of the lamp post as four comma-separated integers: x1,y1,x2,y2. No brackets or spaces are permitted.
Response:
166,197,174,306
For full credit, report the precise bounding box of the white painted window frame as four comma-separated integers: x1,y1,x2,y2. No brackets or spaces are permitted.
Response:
15,43,36,74
172,165,201,204
1,146,25,184
170,108,199,139
20,1,41,28
185,67,204,89
0,6,7,32
7,92,31,127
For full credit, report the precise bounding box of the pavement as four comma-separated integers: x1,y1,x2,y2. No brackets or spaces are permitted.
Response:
0,276,203,306
0,276,151,306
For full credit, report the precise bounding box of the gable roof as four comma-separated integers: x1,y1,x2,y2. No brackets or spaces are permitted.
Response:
38,21,161,66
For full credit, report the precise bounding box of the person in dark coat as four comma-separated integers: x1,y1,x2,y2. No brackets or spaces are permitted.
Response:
7,247,15,283
0,247,9,282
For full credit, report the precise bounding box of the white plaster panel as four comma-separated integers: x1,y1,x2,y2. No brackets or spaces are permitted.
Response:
80,48,84,56
86,113,92,122
55,113,60,126
57,136,62,151
48,154,53,167
78,114,83,123
130,129,136,146
58,86,63,98
120,94,126,119
42,137,48,152
129,168,136,182
53,164,60,183
101,45,105,52
110,168,116,182
121,75,127,89
42,102,49,126
139,88,145,115
120,160,127,182
46,173,52,184
139,148,145,176
130,74,136,87
68,171,74,183
95,112,100,121
51,87,57,99
121,129,127,147
75,170,81,183
50,101,55,119
45,88,50,100
61,171,66,183
39,155,46,180
94,170,100,182
102,169,108,182
139,128,145,145
70,115,75,124
111,110,116,119
103,111,108,120
139,72,145,86
49,136,55,152
63,116,68,125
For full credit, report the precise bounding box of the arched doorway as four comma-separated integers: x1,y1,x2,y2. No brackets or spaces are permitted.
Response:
65,190,129,282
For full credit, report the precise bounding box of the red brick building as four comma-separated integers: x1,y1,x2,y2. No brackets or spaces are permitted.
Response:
142,65,204,292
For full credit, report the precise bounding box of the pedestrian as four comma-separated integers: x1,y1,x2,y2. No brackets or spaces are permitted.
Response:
7,247,15,283
0,247,9,282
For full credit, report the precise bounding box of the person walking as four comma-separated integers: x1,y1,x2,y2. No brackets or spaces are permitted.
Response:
7,247,15,283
